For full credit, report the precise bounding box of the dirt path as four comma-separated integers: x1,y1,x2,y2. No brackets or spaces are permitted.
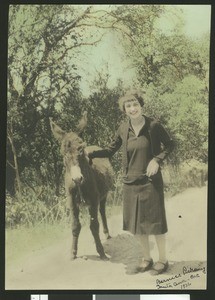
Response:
5,186,207,290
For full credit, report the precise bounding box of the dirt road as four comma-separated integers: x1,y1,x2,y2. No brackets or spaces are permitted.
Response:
5,186,207,290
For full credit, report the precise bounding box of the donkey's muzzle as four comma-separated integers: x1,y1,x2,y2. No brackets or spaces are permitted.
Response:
72,176,84,185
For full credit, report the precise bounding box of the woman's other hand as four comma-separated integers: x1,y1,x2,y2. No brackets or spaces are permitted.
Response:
146,159,159,177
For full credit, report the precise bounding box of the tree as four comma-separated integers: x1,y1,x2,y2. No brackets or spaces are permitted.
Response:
7,4,210,199
110,5,209,164
161,76,208,163
7,4,127,196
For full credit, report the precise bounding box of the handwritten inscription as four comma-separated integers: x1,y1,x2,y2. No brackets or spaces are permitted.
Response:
183,266,206,275
156,265,206,289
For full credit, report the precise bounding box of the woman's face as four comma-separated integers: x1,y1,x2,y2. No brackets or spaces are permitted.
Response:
124,99,142,120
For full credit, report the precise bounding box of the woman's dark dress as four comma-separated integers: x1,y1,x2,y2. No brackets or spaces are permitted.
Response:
122,123,168,235
89,115,173,235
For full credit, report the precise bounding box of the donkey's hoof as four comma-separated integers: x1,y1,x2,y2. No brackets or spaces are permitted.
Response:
70,254,77,260
100,254,109,261
104,232,111,239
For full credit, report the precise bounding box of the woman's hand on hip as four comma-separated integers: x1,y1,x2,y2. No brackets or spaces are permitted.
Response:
146,159,159,177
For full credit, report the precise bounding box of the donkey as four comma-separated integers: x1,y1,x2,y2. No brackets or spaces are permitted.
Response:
50,112,113,260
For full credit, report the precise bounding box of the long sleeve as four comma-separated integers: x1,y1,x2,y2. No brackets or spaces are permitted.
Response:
153,122,174,162
88,128,122,159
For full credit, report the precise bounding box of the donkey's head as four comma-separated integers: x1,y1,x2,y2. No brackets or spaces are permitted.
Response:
50,112,88,185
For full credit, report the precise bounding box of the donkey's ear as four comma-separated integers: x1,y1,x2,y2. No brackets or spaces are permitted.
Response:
76,111,88,134
49,118,66,141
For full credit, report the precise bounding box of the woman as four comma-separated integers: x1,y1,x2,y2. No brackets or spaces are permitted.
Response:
88,90,174,275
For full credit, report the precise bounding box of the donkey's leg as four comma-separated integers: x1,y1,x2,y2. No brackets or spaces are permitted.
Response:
69,190,81,260
89,205,108,260
71,206,81,260
99,196,111,239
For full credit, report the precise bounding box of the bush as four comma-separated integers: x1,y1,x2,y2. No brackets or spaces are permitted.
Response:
5,186,70,228
162,160,207,197
179,159,208,188
5,184,101,228
6,158,207,229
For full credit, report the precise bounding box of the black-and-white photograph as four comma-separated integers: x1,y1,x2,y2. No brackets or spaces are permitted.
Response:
5,3,210,290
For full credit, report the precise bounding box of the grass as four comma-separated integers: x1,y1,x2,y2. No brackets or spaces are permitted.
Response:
5,222,70,265
5,203,122,265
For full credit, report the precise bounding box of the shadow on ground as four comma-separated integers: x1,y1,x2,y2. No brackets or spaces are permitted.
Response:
103,233,206,275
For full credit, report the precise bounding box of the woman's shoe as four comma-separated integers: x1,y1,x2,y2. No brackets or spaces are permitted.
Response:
151,260,169,275
137,258,153,272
